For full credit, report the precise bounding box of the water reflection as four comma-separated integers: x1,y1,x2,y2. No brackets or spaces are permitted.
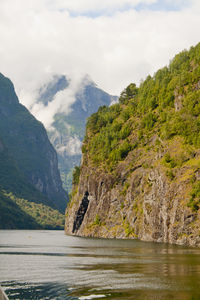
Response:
0,230,200,300
2,281,74,300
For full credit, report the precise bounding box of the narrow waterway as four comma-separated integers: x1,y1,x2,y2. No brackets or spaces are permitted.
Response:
0,230,200,300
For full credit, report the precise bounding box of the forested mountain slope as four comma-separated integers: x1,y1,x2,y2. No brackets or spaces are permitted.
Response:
0,73,67,229
65,43,200,247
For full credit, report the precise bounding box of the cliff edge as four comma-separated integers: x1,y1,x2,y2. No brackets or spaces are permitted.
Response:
65,43,200,247
0,73,67,213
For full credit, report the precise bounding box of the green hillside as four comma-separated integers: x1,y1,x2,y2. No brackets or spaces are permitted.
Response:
85,43,200,172
0,135,65,229
0,73,67,213
0,190,39,229
0,136,49,205
65,42,200,246
0,190,64,229
0,73,67,229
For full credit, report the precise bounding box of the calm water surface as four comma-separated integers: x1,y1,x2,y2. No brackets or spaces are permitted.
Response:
0,230,200,300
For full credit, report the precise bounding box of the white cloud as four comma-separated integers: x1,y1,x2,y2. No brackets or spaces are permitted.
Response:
46,0,157,14
30,76,83,128
57,136,82,156
0,0,199,126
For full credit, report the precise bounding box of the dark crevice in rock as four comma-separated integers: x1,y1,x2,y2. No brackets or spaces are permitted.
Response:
72,191,89,233
133,216,137,224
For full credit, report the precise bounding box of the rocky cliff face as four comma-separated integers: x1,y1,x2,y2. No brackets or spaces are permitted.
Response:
65,43,200,247
0,73,67,212
65,138,200,247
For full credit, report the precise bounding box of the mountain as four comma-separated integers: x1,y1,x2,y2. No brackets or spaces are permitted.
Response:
37,75,118,191
0,190,39,229
65,42,200,247
0,73,67,228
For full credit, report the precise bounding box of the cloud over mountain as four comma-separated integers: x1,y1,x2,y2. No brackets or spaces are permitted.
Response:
0,0,199,110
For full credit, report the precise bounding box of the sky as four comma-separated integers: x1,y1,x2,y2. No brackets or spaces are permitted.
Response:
0,0,199,127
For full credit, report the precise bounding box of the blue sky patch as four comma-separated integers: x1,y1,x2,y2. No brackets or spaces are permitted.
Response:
63,0,191,18
135,0,189,12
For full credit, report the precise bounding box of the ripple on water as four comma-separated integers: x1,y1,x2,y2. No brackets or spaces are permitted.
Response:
78,295,107,299
1,230,200,300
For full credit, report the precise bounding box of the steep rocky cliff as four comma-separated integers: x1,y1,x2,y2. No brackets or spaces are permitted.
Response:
65,43,200,247
0,73,67,213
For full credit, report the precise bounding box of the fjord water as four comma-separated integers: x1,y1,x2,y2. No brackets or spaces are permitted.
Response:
0,231,200,300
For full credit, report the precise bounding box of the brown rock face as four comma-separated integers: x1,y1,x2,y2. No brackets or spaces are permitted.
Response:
65,42,200,246
65,138,200,247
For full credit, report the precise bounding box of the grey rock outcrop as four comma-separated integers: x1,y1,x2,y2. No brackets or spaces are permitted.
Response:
65,143,200,247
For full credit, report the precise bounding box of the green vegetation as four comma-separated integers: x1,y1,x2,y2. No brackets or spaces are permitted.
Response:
72,166,81,185
163,153,177,168
0,190,64,229
0,73,67,213
93,214,102,226
0,73,68,229
166,170,175,181
80,43,200,215
0,141,53,206
84,104,133,168
121,182,130,196
124,221,136,238
83,43,200,173
8,192,65,229
0,138,66,229
188,181,200,211
0,190,39,229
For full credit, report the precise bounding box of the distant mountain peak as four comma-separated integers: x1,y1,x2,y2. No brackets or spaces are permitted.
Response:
0,73,19,105
37,74,69,106
35,73,118,192
80,74,96,88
